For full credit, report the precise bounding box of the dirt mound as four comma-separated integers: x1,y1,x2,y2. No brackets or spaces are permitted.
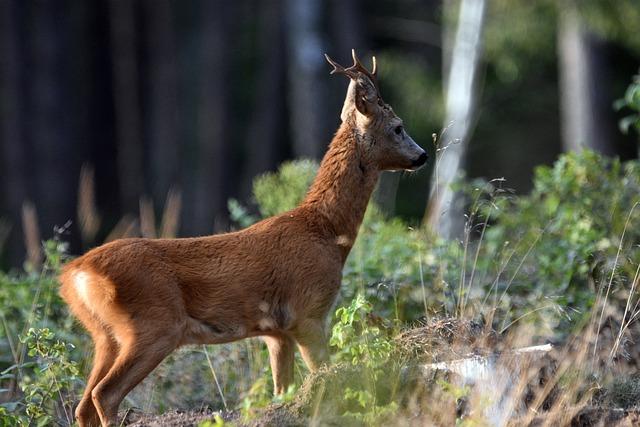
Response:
395,317,499,362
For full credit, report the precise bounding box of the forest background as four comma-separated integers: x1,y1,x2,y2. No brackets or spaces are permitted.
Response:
2,0,639,268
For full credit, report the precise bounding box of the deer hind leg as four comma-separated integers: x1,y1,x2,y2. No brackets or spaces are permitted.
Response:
292,319,329,372
263,334,295,395
67,302,119,427
90,330,180,426
76,331,119,427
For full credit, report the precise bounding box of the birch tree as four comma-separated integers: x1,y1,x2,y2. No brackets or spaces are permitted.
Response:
426,0,487,238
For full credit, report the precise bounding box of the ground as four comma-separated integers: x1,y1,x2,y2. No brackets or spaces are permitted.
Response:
118,318,640,426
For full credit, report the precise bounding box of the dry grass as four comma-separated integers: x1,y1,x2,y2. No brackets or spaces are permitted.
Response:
21,201,42,269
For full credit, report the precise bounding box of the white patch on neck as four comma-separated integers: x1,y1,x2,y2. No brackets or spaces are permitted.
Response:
258,301,269,313
336,235,352,247
258,317,276,331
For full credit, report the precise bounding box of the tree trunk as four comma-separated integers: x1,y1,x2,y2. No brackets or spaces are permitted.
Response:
108,0,144,215
425,0,486,239
285,0,327,159
144,0,179,208
329,0,365,52
0,0,29,266
241,0,287,198
557,3,617,155
189,0,233,234
30,1,76,238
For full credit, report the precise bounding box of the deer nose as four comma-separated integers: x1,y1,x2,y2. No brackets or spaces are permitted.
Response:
412,152,428,168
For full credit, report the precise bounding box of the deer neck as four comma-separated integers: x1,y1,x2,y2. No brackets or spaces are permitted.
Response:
302,122,379,247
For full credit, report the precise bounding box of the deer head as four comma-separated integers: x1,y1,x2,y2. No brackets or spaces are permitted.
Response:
325,49,428,171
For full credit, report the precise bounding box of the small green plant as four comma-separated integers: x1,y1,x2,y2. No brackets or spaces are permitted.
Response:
330,294,393,368
240,377,296,419
198,413,228,427
328,294,400,423
616,72,640,136
227,199,258,228
16,328,80,427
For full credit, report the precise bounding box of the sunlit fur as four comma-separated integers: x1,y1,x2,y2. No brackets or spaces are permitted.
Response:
59,52,426,427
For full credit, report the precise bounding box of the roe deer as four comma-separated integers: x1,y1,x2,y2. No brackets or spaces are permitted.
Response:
59,50,427,427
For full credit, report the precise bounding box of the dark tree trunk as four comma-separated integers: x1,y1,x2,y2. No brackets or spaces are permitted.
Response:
144,0,179,208
189,0,234,234
329,0,365,52
0,0,30,266
241,0,287,198
30,1,77,239
108,0,144,215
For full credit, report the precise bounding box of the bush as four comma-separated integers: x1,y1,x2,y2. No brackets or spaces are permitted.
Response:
475,150,640,331
0,237,87,426
252,159,318,218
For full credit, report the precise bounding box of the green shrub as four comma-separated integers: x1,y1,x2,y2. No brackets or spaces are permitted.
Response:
252,159,318,217
0,237,87,426
469,150,640,333
17,327,80,427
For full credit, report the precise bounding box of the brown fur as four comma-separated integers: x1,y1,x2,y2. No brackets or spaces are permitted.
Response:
59,51,427,426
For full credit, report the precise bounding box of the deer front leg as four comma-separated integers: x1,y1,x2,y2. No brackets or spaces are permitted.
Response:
263,334,295,395
292,319,329,372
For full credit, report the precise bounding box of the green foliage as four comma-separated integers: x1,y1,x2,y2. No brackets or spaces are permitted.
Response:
0,236,87,426
578,0,640,53
252,159,318,217
330,294,393,367
484,1,640,85
616,73,640,136
227,198,258,228
471,150,640,332
484,0,557,83
327,293,401,424
198,414,228,427
17,328,80,427
240,378,296,419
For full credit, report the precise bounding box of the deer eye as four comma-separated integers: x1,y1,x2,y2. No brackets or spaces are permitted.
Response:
394,125,403,135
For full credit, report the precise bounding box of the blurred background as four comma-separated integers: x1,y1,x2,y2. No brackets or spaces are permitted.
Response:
0,0,639,268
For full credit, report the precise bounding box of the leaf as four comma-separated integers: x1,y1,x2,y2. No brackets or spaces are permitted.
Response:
619,115,638,134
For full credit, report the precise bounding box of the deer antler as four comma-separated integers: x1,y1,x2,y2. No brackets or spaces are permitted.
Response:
324,49,378,89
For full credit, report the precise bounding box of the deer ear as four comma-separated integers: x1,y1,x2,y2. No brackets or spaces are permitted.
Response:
353,75,380,117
